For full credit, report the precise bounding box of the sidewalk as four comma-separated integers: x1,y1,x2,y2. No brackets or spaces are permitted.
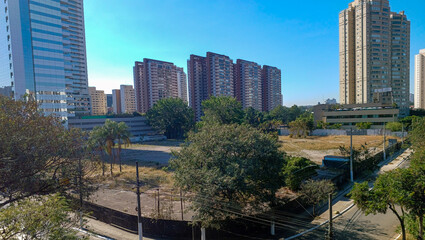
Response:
312,148,412,224
84,217,157,240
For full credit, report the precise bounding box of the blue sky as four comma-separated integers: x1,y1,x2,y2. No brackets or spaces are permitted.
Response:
84,0,425,106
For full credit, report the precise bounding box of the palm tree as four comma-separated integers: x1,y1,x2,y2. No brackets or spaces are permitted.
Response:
115,122,131,172
89,126,107,176
103,120,118,176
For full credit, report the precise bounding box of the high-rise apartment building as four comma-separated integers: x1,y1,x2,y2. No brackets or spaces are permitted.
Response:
106,94,113,113
120,85,136,114
206,52,234,97
177,67,188,103
414,49,425,109
188,52,282,120
262,66,282,112
0,0,90,119
187,52,235,120
339,0,410,116
112,89,121,114
234,59,263,111
133,59,186,113
188,55,208,121
88,87,107,115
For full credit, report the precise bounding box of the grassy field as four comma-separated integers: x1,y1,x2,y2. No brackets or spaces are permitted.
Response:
93,164,173,192
279,135,400,163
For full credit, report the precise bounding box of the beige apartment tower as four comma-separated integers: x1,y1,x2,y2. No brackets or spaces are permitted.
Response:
339,0,410,116
88,87,107,116
120,85,137,114
415,50,425,109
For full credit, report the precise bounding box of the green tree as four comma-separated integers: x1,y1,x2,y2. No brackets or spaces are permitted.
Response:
356,122,372,130
267,105,289,123
199,96,244,126
115,122,131,172
0,194,83,239
283,157,318,190
89,126,107,176
289,114,313,138
102,119,118,175
0,96,96,208
146,98,194,139
349,169,410,240
386,122,403,132
170,124,285,228
243,107,263,127
299,179,335,216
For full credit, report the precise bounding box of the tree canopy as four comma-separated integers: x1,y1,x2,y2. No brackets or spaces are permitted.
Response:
0,194,83,239
146,98,194,139
283,157,318,190
199,96,244,126
0,96,96,208
170,124,286,228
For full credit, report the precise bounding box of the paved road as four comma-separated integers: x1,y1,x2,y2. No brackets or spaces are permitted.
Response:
280,148,412,240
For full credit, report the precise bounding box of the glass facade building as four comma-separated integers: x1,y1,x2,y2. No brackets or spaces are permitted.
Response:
0,0,90,120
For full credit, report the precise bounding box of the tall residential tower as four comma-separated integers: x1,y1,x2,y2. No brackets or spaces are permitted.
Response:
339,0,410,116
262,65,282,112
133,59,187,113
0,0,90,119
188,52,282,120
415,50,425,109
234,59,263,111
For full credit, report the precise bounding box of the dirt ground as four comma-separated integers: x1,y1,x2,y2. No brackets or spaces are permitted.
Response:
90,186,194,221
279,135,400,164
119,140,183,165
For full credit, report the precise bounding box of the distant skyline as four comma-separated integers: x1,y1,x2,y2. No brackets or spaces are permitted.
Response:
84,0,425,106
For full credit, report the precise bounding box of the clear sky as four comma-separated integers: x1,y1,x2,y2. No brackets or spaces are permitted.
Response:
84,0,425,106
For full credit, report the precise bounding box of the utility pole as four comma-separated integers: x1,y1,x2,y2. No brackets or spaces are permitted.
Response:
136,162,143,240
401,123,404,145
201,227,206,240
271,219,276,236
78,157,83,229
157,188,160,217
327,193,334,240
383,124,386,161
350,128,354,182
180,190,184,221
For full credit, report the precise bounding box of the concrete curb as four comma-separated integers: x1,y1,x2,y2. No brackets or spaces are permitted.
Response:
74,227,115,240
283,202,355,240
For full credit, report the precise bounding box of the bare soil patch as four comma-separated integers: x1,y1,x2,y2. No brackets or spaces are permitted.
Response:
279,135,400,164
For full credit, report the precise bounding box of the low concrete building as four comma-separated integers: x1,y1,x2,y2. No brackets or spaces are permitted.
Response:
68,116,165,142
313,103,399,129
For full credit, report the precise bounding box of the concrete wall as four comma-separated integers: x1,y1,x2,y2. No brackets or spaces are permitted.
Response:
279,128,408,137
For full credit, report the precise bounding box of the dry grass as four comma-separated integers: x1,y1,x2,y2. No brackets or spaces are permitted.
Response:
93,164,173,192
279,135,399,152
279,135,400,163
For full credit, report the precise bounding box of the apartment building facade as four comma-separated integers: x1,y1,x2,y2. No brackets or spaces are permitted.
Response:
188,52,282,120
339,0,410,116
133,59,186,113
177,67,188,103
262,65,282,112
120,85,136,114
0,0,91,119
234,59,263,111
415,49,425,109
112,89,121,114
187,55,208,121
88,87,107,115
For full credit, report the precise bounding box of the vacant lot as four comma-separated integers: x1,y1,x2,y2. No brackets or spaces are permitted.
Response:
119,140,183,165
279,135,400,164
